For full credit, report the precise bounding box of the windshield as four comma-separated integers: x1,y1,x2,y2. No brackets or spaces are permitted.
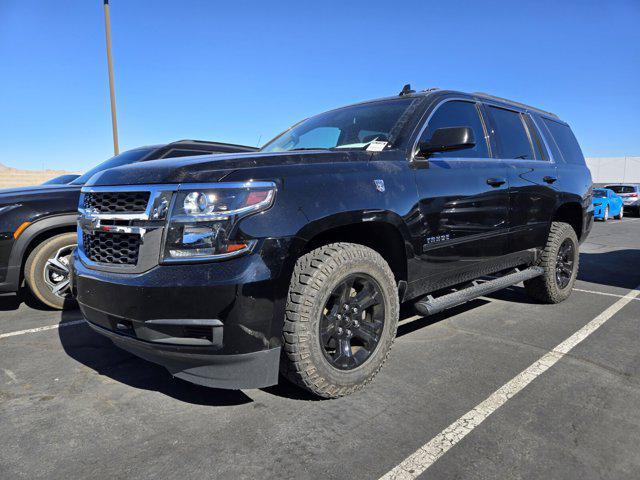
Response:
605,185,635,194
71,148,154,185
260,98,416,153
593,190,607,198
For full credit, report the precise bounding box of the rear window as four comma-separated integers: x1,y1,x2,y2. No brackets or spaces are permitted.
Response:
606,185,637,194
542,119,585,165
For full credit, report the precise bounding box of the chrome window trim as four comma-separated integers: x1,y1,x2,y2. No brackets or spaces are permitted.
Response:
528,114,557,164
410,97,491,161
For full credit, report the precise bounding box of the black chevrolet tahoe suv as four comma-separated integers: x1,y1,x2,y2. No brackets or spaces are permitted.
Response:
0,140,256,309
73,88,593,398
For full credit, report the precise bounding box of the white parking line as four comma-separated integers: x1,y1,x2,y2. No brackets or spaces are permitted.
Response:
0,319,85,340
379,283,640,480
575,288,640,301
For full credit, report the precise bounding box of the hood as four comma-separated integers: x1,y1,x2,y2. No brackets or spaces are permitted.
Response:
0,183,81,199
86,150,373,186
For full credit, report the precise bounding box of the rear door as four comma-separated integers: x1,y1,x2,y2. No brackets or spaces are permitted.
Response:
484,105,558,253
411,98,510,280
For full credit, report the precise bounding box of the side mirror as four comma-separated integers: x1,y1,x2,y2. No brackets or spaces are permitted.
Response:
417,126,475,157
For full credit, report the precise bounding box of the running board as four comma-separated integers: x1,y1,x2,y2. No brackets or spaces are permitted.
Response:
414,266,544,316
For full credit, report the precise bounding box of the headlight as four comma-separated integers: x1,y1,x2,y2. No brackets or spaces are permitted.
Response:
162,181,276,261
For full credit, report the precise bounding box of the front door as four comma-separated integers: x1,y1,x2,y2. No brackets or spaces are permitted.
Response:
411,99,510,284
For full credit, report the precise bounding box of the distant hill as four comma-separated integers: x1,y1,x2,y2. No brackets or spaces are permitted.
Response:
0,163,81,189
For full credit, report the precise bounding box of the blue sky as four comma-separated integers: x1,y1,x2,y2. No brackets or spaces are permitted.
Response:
0,0,638,171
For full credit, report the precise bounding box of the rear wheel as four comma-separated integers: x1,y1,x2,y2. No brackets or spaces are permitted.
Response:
24,232,77,310
281,243,399,398
524,222,579,304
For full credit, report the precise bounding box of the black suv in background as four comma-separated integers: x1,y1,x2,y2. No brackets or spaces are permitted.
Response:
0,140,257,309
73,88,593,397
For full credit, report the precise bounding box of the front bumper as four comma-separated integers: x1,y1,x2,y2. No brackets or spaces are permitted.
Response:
593,204,604,218
86,317,280,389
73,238,298,390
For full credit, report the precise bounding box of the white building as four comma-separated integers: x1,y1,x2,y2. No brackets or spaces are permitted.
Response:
586,157,640,184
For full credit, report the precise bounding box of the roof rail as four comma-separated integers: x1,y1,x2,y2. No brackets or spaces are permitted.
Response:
472,92,560,119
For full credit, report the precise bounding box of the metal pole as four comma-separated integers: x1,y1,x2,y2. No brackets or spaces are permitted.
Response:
103,0,119,155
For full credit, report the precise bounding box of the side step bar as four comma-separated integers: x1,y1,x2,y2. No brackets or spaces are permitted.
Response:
414,266,544,316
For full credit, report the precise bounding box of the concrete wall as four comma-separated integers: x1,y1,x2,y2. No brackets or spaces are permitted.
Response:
586,157,640,184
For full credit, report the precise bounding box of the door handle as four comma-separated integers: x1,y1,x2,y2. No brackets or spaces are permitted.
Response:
486,178,506,187
543,176,558,184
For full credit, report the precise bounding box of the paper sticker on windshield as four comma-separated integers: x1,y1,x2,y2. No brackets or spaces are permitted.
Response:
366,141,388,152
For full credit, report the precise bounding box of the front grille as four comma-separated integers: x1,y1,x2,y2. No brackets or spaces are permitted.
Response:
83,191,149,214
83,232,142,265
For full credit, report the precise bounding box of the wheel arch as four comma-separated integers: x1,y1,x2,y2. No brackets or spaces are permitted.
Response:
9,214,77,287
293,210,413,293
552,201,584,241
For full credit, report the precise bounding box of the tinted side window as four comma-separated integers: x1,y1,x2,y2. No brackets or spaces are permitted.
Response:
420,100,489,158
542,119,585,165
488,107,534,160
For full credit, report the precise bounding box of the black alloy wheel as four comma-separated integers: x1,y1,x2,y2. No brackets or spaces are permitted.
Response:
555,238,575,290
319,274,385,370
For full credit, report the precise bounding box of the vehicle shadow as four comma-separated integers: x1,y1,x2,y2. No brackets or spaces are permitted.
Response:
0,288,60,312
58,310,253,407
484,248,640,304
577,249,640,290
59,300,491,403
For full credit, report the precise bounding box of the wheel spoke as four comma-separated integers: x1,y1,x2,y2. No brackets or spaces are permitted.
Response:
320,320,335,346
354,284,380,310
51,279,70,296
339,277,355,305
333,339,355,368
353,322,379,346
46,257,69,274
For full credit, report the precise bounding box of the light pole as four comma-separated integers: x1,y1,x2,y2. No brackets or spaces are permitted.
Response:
103,0,119,155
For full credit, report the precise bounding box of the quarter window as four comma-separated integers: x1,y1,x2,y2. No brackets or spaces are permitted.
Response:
488,106,534,160
419,100,489,158
542,119,585,165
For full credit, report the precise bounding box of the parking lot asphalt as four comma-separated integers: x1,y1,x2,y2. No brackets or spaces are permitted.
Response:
1,219,639,480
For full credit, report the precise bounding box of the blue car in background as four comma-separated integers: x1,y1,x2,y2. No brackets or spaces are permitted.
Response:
593,188,624,221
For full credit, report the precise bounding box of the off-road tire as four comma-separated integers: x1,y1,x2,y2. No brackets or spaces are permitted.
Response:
280,243,399,398
24,232,77,310
524,222,579,304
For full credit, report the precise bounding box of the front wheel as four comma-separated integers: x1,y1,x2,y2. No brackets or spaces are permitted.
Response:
602,206,609,222
24,232,77,310
524,222,579,304
614,206,624,220
281,243,399,398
